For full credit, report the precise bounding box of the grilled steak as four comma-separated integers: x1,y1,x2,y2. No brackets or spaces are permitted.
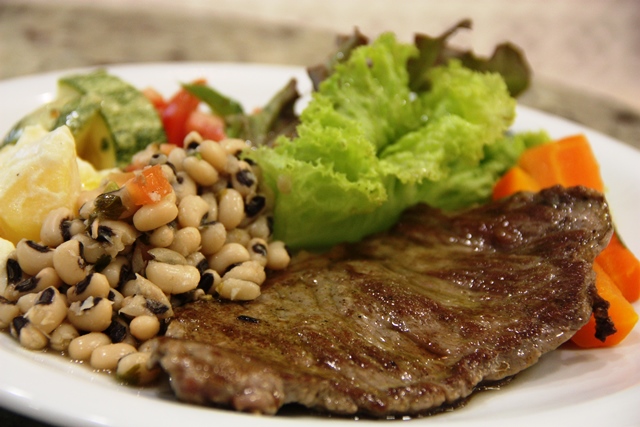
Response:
149,186,613,417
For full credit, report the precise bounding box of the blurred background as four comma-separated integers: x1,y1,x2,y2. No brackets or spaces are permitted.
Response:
0,0,639,146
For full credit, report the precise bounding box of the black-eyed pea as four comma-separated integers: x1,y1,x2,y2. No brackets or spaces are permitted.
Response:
267,241,291,270
40,207,74,247
148,224,175,248
67,332,111,361
67,272,111,303
246,215,272,239
247,238,269,267
90,342,137,370
77,190,100,219
0,297,19,329
198,269,221,295
107,288,125,312
172,171,197,201
146,261,200,294
16,239,54,276
199,222,226,256
223,261,266,286
120,275,174,319
186,251,207,272
167,147,187,172
218,189,245,230
67,297,113,332
219,138,248,157
49,321,80,352
25,287,67,334
102,256,133,288
178,195,209,228
4,267,62,302
94,219,140,256
160,164,176,184
225,228,251,246
183,155,219,187
199,139,228,173
200,192,218,221
208,243,250,274
231,161,257,197
116,351,161,385
184,130,203,147
10,316,48,350
168,227,201,257
53,239,90,285
72,234,106,265
16,293,39,314
129,315,160,341
215,278,260,301
137,339,155,354
132,197,179,232
243,194,267,222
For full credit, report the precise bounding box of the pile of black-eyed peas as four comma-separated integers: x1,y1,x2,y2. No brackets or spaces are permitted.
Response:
0,131,290,384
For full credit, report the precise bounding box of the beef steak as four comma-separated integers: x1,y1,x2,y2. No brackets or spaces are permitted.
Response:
149,186,613,417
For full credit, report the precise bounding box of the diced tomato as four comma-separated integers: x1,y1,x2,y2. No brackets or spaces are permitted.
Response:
185,110,226,142
124,164,173,206
161,79,206,147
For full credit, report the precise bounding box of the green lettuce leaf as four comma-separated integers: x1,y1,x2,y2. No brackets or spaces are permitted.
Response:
247,32,535,250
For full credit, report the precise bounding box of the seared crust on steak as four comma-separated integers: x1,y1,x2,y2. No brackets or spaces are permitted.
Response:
149,186,613,417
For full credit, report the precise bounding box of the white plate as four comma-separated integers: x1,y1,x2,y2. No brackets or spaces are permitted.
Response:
0,63,638,427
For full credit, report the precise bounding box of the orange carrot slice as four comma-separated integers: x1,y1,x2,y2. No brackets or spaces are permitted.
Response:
571,263,639,348
518,134,604,192
492,166,541,200
596,232,640,303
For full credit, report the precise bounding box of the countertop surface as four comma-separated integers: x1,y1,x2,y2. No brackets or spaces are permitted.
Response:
0,1,639,426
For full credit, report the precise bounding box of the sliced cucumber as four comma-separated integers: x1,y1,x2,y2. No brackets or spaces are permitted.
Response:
2,70,166,169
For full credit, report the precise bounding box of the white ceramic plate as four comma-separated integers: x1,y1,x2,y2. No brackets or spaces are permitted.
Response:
0,63,638,427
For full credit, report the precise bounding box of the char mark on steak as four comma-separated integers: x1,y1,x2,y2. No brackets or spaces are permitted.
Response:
149,186,613,417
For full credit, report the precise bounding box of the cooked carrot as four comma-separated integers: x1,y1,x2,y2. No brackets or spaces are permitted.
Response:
571,263,638,348
517,134,604,192
492,166,541,200
125,165,173,206
596,232,640,302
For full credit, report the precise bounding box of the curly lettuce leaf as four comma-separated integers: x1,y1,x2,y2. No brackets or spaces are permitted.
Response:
248,32,529,250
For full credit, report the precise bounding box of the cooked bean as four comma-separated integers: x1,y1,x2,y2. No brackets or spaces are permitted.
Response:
246,215,272,239
215,278,260,301
67,272,111,303
40,207,74,247
183,155,219,187
247,238,269,267
0,298,20,329
231,161,257,197
218,189,245,230
208,243,250,274
223,261,266,286
49,321,80,352
132,197,179,232
244,194,266,219
16,239,54,276
93,219,140,256
225,228,251,246
220,138,248,157
172,171,198,201
267,241,291,270
25,287,67,334
186,251,207,272
120,275,173,318
70,234,106,265
118,295,154,319
198,269,221,295
129,315,160,341
16,293,39,314
107,288,125,312
68,332,111,361
104,318,130,344
148,224,175,248
146,261,200,294
147,247,187,265
167,147,187,172
168,227,201,257
5,267,62,302
116,351,161,385
53,239,90,285
90,343,137,370
197,140,226,172
10,316,48,350
178,195,209,228
199,222,226,256
102,256,132,288
67,297,113,332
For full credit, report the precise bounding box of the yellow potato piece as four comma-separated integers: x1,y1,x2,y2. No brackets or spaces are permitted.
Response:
0,125,81,244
